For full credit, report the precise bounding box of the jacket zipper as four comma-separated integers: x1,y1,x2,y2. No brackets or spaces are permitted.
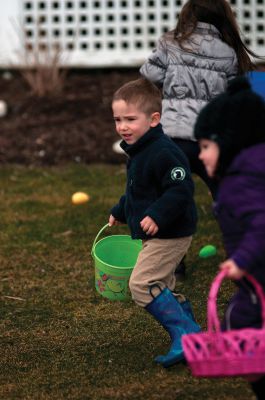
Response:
241,279,258,305
225,279,257,330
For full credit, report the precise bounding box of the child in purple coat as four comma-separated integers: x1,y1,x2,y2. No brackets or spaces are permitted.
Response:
194,76,265,399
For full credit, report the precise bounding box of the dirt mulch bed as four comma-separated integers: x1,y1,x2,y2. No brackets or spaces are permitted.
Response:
0,68,140,166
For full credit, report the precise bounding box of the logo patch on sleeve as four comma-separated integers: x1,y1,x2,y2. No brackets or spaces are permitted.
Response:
171,167,186,181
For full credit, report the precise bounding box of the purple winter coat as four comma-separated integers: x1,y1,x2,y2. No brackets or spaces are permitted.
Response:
214,143,265,329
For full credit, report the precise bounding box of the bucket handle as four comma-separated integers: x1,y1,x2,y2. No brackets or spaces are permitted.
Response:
91,223,110,257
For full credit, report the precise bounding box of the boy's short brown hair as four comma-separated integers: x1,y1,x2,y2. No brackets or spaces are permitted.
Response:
112,78,162,115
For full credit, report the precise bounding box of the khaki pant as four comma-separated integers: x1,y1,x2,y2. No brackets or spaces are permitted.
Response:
129,236,192,307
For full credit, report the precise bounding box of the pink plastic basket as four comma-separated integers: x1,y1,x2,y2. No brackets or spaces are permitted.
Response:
182,270,265,378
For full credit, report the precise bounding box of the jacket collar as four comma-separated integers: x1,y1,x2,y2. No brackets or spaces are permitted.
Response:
227,143,265,177
195,22,221,38
120,124,164,157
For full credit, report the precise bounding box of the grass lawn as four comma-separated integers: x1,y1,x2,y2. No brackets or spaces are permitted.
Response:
0,164,254,400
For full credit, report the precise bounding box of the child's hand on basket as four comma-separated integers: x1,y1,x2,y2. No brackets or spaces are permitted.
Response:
219,259,245,280
109,215,124,226
140,216,158,236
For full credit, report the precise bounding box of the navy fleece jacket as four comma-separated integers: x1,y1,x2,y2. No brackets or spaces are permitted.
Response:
111,124,197,240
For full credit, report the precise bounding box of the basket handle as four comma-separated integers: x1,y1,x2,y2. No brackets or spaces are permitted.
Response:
91,223,110,257
207,270,265,332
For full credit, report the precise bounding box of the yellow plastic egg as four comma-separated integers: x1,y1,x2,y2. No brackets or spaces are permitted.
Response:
71,192,90,205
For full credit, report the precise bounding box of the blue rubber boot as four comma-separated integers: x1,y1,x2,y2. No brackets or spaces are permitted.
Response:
173,293,198,323
180,300,197,322
145,287,201,368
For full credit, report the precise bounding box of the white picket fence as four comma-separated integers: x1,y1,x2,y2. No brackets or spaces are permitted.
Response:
0,0,264,67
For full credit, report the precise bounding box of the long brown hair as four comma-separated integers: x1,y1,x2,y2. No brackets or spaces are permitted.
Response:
174,0,262,73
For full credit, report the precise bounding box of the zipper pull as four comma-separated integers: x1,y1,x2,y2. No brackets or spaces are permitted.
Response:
250,292,257,304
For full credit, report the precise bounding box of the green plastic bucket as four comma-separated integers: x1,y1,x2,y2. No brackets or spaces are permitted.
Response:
91,224,142,301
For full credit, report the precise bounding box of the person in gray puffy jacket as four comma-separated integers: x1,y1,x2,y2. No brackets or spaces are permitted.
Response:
140,0,261,277
140,0,259,200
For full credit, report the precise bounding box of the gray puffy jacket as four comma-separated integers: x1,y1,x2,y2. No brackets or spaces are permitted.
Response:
140,22,238,141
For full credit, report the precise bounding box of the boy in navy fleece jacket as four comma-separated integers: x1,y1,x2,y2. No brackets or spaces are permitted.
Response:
109,78,200,368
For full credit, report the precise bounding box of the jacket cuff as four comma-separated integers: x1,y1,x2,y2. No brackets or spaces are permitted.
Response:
232,254,252,273
110,204,126,223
